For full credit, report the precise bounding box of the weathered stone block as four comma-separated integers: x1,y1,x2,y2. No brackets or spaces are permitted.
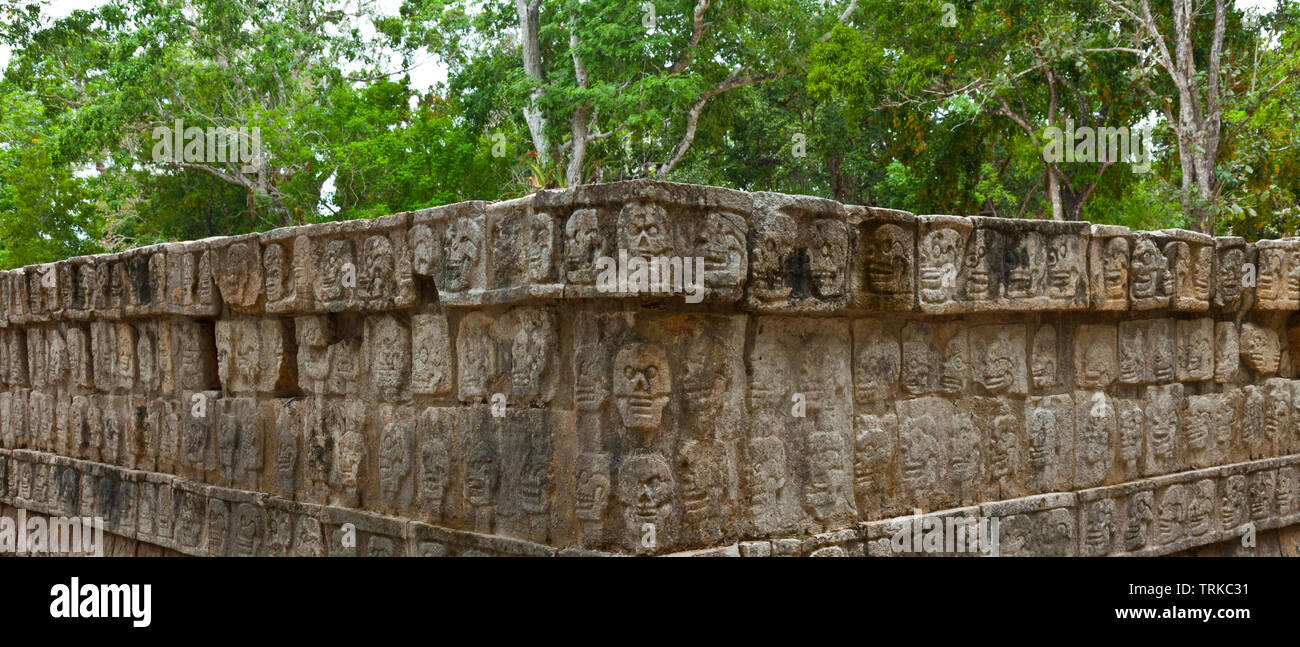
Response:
849,206,915,311
1088,224,1130,311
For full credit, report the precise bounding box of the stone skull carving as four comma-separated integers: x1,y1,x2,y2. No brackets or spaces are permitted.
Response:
409,224,437,276
1125,490,1153,550
527,211,555,282
613,342,671,435
369,316,410,400
1102,237,1130,300
465,432,498,508
1130,237,1166,300
617,453,674,552
1221,475,1247,529
808,219,847,298
865,223,912,295
1045,233,1081,298
360,235,395,300
575,453,612,523
1084,499,1114,554
1239,323,1280,374
445,217,483,292
919,228,962,303
1027,407,1058,472
263,243,289,303
619,201,672,258
564,209,603,284
697,211,746,287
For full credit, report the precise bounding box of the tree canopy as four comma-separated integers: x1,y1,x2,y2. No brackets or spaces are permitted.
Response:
0,0,1296,269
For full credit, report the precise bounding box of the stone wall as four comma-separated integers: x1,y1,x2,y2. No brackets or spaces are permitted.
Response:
1,180,1299,557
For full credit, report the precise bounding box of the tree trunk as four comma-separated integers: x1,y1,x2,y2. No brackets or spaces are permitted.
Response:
515,0,549,157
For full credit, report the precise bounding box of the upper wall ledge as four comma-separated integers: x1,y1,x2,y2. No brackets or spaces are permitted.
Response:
0,179,1288,323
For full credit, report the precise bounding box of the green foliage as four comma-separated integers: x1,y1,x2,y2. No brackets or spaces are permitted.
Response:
0,0,1297,270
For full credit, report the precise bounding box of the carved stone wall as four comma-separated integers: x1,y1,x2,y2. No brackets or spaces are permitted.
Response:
2,180,1300,556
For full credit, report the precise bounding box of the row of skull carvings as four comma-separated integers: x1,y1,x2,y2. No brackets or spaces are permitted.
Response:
4,443,1298,557
851,456,1300,558
0,449,563,557
0,305,1291,418
3,182,1299,324
2,373,1300,553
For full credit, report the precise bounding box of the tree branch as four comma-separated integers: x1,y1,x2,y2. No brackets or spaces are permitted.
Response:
657,71,787,178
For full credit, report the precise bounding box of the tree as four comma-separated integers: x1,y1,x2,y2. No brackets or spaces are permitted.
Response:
402,0,854,186
0,0,510,266
1103,0,1297,233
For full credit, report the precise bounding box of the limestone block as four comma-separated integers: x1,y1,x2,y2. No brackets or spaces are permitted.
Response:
484,196,536,299
1175,318,1214,382
1155,228,1213,311
1255,239,1300,310
454,306,559,406
900,321,968,396
1118,486,1155,553
1182,393,1224,469
1143,383,1183,476
747,316,853,535
119,245,168,317
1074,324,1117,389
1088,224,1130,310
214,397,261,490
1247,467,1277,526
985,502,1076,557
1029,320,1060,392
179,390,220,483
260,233,310,314
1240,322,1281,377
982,402,1024,501
851,318,900,405
848,206,914,311
1276,465,1300,522
288,214,415,313
971,323,1027,396
1215,321,1239,383
851,411,896,520
1288,381,1300,456
1213,236,1248,312
1261,378,1292,458
1129,233,1172,310
916,215,971,313
370,403,415,517
6,270,31,325
261,498,325,557
1074,391,1115,489
162,242,219,317
746,191,848,312
895,396,956,510
259,398,300,501
415,201,487,305
1077,493,1118,556
211,235,263,313
414,406,454,525
1023,394,1074,493
215,318,294,395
